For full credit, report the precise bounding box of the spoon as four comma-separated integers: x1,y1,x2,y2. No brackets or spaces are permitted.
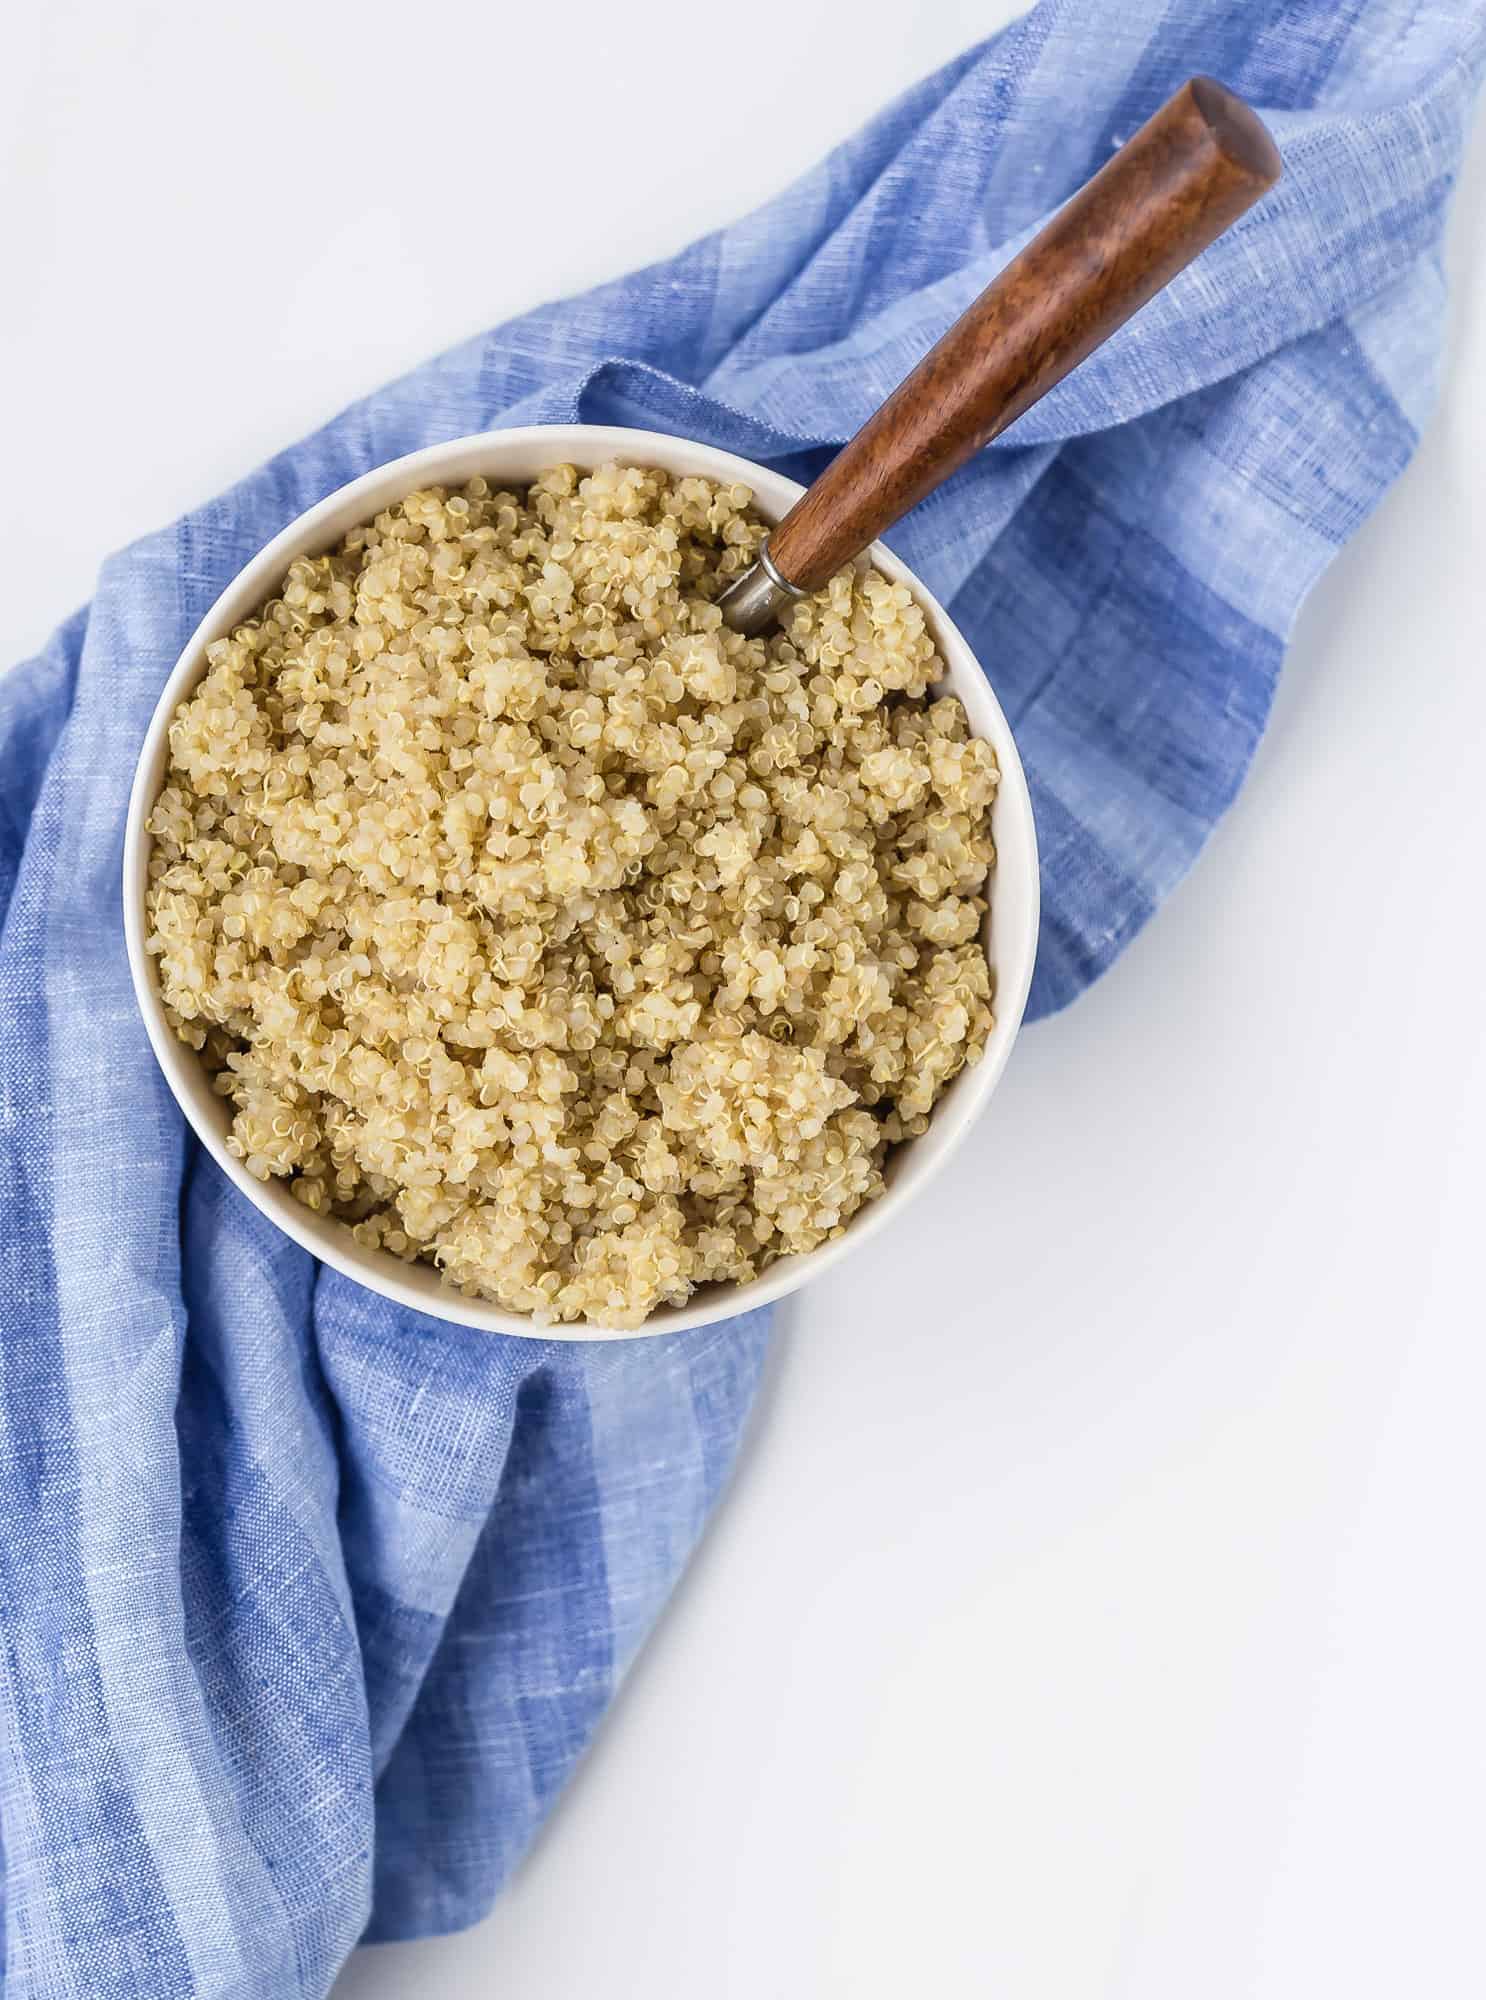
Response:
718,75,1281,636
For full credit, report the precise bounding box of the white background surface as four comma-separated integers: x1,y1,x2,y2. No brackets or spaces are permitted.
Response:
5,5,1486,1996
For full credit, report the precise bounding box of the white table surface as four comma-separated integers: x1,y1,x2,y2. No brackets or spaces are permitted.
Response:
6,5,1485,1995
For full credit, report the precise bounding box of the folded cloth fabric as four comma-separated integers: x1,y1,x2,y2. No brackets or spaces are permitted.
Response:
1,1,1481,1991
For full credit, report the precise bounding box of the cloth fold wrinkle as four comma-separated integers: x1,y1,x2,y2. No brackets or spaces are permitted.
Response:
0,3,1481,1993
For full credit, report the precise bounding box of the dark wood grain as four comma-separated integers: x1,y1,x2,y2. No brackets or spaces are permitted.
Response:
766,77,1281,594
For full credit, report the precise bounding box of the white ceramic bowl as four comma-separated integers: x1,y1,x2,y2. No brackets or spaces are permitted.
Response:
123,426,1040,1338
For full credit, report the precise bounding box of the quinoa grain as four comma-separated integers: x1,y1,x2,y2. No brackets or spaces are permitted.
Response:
145,465,997,1326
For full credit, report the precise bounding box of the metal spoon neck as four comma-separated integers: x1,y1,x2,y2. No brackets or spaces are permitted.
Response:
717,538,807,636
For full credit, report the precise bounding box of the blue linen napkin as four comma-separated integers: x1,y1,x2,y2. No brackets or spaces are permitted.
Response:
1,1,1481,1990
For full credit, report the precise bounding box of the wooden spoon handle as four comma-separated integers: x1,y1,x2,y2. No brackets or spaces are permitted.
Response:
765,76,1281,595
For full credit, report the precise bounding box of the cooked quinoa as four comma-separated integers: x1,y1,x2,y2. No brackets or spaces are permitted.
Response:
145,464,997,1326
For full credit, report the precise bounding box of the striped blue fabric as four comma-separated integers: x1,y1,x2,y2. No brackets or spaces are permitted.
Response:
1,3,1480,1991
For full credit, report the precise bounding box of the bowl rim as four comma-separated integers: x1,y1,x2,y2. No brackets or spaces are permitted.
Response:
123,423,1040,1339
